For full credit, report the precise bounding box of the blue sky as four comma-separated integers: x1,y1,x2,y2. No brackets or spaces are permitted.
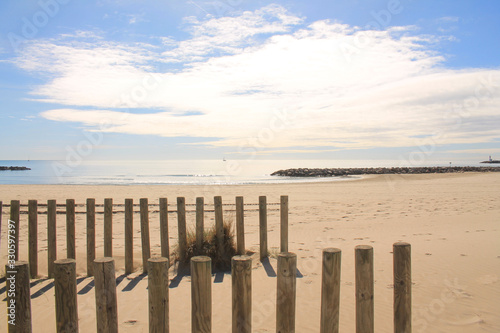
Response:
0,0,499,162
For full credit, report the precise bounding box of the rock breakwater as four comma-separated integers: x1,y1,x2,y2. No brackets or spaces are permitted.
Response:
271,166,500,177
0,166,31,171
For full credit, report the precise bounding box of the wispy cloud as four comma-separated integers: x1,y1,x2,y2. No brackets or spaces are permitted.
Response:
11,4,500,155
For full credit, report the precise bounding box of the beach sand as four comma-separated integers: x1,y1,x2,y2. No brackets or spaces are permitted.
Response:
1,172,499,332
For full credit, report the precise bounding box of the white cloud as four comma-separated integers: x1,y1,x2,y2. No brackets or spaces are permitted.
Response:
12,5,500,154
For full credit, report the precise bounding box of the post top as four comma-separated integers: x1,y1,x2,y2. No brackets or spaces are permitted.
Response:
393,242,411,247
278,252,297,259
5,261,28,267
355,245,373,251
54,258,76,265
148,257,169,263
323,247,342,254
191,256,211,263
232,255,252,262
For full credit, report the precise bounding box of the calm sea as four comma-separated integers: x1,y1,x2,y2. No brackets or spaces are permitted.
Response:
0,159,484,185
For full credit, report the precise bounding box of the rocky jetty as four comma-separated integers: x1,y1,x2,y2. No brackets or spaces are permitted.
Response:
271,166,500,177
0,166,31,171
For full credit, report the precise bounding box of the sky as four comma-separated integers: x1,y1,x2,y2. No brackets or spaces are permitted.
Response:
0,0,499,162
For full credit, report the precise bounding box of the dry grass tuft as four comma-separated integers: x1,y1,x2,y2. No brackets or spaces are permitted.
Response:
172,217,237,271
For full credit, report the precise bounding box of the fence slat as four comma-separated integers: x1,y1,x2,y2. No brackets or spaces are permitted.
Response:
191,256,212,333
280,195,288,253
232,255,252,333
104,198,113,257
196,197,204,254
28,200,38,279
394,242,411,333
140,198,151,274
236,196,245,255
276,252,297,333
320,248,342,333
48,199,57,278
10,200,20,261
66,199,76,260
125,198,134,275
94,258,118,333
355,245,374,333
5,261,32,332
177,197,187,264
159,198,169,259
214,196,224,260
87,199,96,277
54,259,78,333
259,196,267,259
149,257,169,333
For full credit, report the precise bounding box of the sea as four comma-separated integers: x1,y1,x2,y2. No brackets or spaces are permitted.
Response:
0,159,487,185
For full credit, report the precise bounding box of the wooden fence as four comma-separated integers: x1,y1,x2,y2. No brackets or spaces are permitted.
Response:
2,197,412,332
1,196,282,278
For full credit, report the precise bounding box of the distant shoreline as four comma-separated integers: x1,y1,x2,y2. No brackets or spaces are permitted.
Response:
271,166,500,177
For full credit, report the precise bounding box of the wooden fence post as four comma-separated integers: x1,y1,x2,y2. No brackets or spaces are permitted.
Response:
87,198,96,277
48,199,57,278
276,252,297,333
355,245,374,333
148,257,170,333
213,196,224,260
280,195,288,253
236,196,245,255
393,242,411,333
191,256,212,333
159,198,169,259
140,198,151,274
259,196,267,259
104,198,113,257
10,200,20,261
320,248,342,333
66,199,76,259
28,200,38,279
196,197,204,254
177,197,187,264
125,198,134,275
232,255,252,333
5,261,32,332
54,259,78,333
94,258,118,333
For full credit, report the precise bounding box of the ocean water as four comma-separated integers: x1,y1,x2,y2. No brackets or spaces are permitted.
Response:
0,159,486,185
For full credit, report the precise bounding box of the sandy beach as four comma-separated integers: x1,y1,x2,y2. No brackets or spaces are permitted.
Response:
1,172,499,332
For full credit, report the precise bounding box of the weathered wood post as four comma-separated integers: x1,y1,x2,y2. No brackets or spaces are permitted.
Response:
236,196,245,255
213,196,224,259
280,195,288,253
355,245,374,333
320,248,342,333
177,197,187,264
276,252,297,333
393,242,411,333
125,198,134,275
5,261,32,333
148,257,169,333
54,259,78,333
47,199,57,278
191,256,212,333
94,258,118,333
86,198,96,277
140,198,151,274
232,255,252,333
159,198,169,259
10,200,20,261
104,198,113,257
196,197,204,254
28,200,38,279
66,199,76,259
259,196,268,259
